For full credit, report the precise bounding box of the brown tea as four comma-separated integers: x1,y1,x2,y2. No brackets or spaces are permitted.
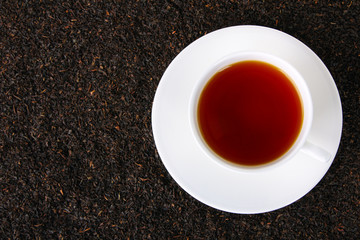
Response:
197,60,303,166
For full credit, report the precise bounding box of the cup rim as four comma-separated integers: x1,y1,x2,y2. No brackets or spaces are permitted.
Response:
189,51,313,173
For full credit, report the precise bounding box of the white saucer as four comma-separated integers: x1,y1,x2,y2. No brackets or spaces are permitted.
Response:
152,26,342,214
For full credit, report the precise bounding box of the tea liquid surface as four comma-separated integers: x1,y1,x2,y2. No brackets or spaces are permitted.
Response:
197,61,303,166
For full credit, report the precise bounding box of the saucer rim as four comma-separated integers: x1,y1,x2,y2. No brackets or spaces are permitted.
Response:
152,25,343,214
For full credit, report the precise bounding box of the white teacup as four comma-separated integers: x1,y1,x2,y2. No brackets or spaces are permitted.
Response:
189,51,331,172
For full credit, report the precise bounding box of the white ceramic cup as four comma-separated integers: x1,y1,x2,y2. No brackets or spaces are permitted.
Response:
189,51,331,172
